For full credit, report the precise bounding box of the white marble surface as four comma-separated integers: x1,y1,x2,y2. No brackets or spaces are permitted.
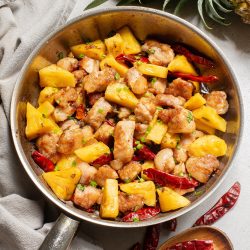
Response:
69,1,250,249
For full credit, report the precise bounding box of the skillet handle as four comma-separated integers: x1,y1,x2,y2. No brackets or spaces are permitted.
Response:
39,213,80,250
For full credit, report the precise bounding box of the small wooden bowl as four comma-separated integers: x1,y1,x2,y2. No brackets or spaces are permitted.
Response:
159,226,233,250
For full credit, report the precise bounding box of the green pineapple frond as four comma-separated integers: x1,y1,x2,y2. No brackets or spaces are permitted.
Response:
85,0,250,28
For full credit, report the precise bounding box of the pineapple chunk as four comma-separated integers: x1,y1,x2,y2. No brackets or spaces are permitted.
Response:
141,161,154,180
37,101,55,117
120,181,156,206
161,132,180,149
157,187,190,212
42,167,81,200
55,155,78,171
38,87,59,105
74,142,110,163
195,119,215,135
118,26,141,55
192,81,199,92
184,93,206,110
25,102,60,140
136,62,168,78
100,179,119,219
188,135,227,157
39,64,76,88
100,55,128,76
146,120,168,144
104,33,124,57
70,40,106,60
192,105,227,132
105,82,139,109
168,55,197,75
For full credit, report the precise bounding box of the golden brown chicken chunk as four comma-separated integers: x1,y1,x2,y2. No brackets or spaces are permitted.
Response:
206,91,229,115
118,192,144,213
94,165,118,187
118,161,142,182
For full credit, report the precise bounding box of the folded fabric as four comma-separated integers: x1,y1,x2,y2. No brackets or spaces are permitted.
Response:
0,0,101,249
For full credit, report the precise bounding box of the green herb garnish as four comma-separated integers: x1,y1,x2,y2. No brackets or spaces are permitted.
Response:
78,53,85,59
140,137,146,143
147,49,155,54
133,217,140,222
77,184,85,191
156,106,163,111
115,72,120,80
72,160,77,167
194,190,204,196
136,144,143,150
98,108,104,114
57,51,64,60
54,165,60,171
151,77,157,84
67,116,75,120
124,178,131,184
90,180,97,187
187,111,194,123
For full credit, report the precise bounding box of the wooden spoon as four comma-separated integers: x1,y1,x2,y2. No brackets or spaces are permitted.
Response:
158,226,233,250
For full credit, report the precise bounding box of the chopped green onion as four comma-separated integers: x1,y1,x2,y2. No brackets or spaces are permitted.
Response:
98,108,104,114
187,111,194,123
135,141,140,145
136,144,143,150
133,147,137,151
78,53,85,59
115,72,120,80
156,106,163,111
54,165,60,171
77,184,85,191
140,136,146,143
72,160,77,167
194,190,204,196
82,138,86,145
67,116,75,120
147,49,155,54
133,217,140,222
101,54,106,59
124,178,131,184
137,61,142,66
178,172,184,177
57,51,64,60
90,180,97,187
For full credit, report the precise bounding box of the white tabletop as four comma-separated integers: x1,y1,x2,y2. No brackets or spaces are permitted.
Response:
69,1,250,249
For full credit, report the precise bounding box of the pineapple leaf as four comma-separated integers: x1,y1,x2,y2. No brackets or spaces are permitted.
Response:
163,0,172,11
207,0,225,20
174,0,189,15
117,0,138,5
198,0,213,29
218,0,234,9
84,0,108,10
213,0,233,13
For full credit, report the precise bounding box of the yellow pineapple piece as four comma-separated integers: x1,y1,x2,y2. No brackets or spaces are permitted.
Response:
146,120,168,144
136,62,168,78
55,155,78,171
100,179,119,219
161,132,180,149
104,33,124,57
38,87,59,105
39,64,76,88
141,161,154,180
42,167,81,200
195,119,215,135
157,187,190,212
184,93,206,110
37,101,55,117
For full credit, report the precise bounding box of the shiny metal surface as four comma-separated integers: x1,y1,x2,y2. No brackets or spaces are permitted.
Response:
10,7,242,229
39,214,79,250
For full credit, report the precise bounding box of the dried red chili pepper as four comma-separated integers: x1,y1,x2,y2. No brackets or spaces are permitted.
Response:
131,242,141,250
168,71,218,83
165,218,177,232
143,224,161,250
133,145,156,161
31,150,54,172
116,54,149,64
143,168,199,189
75,104,86,120
122,207,160,222
167,239,214,250
193,182,241,227
172,44,215,68
92,153,113,167
105,119,116,127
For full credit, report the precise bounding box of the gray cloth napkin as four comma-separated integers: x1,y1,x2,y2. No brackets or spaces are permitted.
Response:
0,1,102,249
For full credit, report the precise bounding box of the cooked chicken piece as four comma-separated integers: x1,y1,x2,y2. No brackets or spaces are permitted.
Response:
155,94,185,107
172,162,187,176
118,107,132,120
53,106,76,122
186,154,220,183
118,192,144,213
78,56,100,74
72,70,87,84
77,162,97,185
154,148,175,173
86,97,112,130
165,78,194,100
205,91,229,115
159,107,196,133
94,123,114,145
141,40,175,66
94,165,118,187
110,159,123,171
83,67,116,94
36,133,60,163
118,161,142,182
125,67,148,95
148,77,167,94
57,125,93,155
73,186,102,209
134,123,148,140
173,147,188,163
113,121,135,163
134,97,156,124
60,120,79,131
88,92,104,106
56,57,78,72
